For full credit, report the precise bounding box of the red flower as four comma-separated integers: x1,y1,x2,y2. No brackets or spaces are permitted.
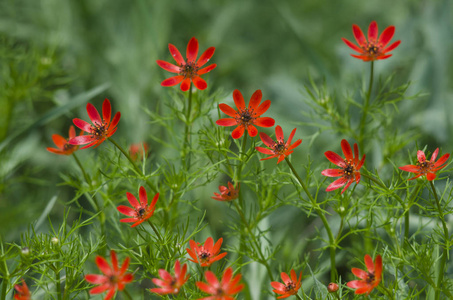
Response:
129,142,149,161
117,186,159,228
196,267,244,300
216,89,275,139
270,269,302,299
47,125,83,155
150,260,190,295
85,250,134,300
347,254,382,295
211,182,239,201
256,125,302,164
156,37,216,91
186,237,227,267
342,21,401,61
321,139,365,194
69,98,121,149
14,280,31,300
399,148,450,181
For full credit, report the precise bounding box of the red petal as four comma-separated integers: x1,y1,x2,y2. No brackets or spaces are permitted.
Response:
427,173,436,181
233,89,245,110
205,270,219,287
95,256,113,276
87,103,102,125
383,40,400,53
286,128,297,146
417,150,426,163
73,118,93,132
247,125,258,137
399,165,419,173
126,192,140,209
186,37,199,63
321,169,343,177
102,99,111,127
69,125,76,138
374,255,383,279
341,179,354,194
52,134,67,150
69,135,94,145
347,280,366,289
287,139,302,151
341,38,363,53
255,99,271,116
259,132,275,148
254,117,275,127
326,177,347,191
324,151,345,167
197,47,215,67
168,43,184,65
46,147,66,155
434,153,450,168
85,274,108,284
275,125,284,142
367,21,378,44
89,284,110,294
216,118,237,126
232,125,245,139
180,78,191,92
109,112,121,131
430,148,439,162
161,75,184,87
248,90,262,110
221,267,233,285
378,26,395,47
256,147,275,155
117,205,137,217
364,254,374,273
156,60,181,73
341,139,353,161
219,103,238,117
198,64,217,75
352,24,367,47
351,267,368,280
192,76,207,90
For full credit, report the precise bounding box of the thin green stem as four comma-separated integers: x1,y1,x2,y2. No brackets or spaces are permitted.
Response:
403,183,422,244
359,61,374,150
430,181,449,300
55,265,61,300
0,244,8,300
296,293,304,300
148,220,164,244
122,288,133,300
235,135,248,209
72,153,90,185
183,87,193,168
108,138,157,193
285,157,337,281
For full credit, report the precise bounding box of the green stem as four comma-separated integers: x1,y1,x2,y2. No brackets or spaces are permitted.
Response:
285,157,337,281
72,153,91,185
122,288,133,300
108,138,157,193
235,135,248,209
0,244,8,300
403,183,422,244
430,181,449,300
183,87,193,168
55,265,62,300
359,61,374,151
148,221,164,244
296,293,304,300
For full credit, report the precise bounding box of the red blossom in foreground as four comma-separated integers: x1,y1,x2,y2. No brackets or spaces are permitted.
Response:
270,269,302,299
156,37,216,91
117,186,159,228
321,139,365,194
216,89,275,139
129,142,149,161
85,250,134,300
150,260,190,295
399,148,450,181
211,181,239,201
256,125,302,164
14,280,31,300
196,267,244,300
347,254,382,295
70,98,120,149
46,125,83,155
186,237,227,267
342,21,401,61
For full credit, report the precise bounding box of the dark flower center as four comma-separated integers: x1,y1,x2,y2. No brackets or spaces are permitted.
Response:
198,250,211,262
179,62,199,79
418,160,434,174
365,272,375,284
273,142,286,154
235,107,257,127
109,275,119,284
137,208,146,217
63,143,75,151
366,44,379,55
285,281,295,292
343,159,355,178
91,122,107,139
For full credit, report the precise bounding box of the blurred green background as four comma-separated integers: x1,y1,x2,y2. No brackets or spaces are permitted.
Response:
0,0,452,295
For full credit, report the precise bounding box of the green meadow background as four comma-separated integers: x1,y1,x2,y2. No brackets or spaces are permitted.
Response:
0,0,452,298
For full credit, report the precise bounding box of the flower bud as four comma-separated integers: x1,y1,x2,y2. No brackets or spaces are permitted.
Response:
328,282,339,293
51,237,59,245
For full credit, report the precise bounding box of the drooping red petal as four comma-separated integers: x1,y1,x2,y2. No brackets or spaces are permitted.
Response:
216,118,237,126
219,103,238,118
168,44,185,65
161,75,184,87
254,117,275,127
156,60,181,73
233,89,245,110
192,76,207,90
378,26,395,47
89,283,110,294
180,78,191,92
198,64,217,75
46,147,66,155
341,179,354,194
87,103,102,125
367,21,378,44
341,38,363,53
197,47,215,67
186,37,199,63
352,24,367,47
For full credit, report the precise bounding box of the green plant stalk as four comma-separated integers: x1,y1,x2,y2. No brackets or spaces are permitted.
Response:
55,265,62,300
285,157,337,281
430,181,449,300
0,247,8,300
403,183,422,244
108,138,157,193
296,293,304,300
72,153,90,185
359,60,374,151
235,134,248,209
123,288,133,300
183,87,193,168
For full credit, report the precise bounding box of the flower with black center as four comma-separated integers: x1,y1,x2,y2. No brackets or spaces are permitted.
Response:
14,280,31,300
211,181,239,202
399,148,450,181
85,250,134,300
186,237,227,267
342,21,401,61
150,260,190,295
347,254,382,295
69,98,121,149
196,267,244,300
270,269,302,299
157,37,216,91
256,125,302,164
321,139,365,194
216,89,275,139
47,125,83,155
117,186,159,228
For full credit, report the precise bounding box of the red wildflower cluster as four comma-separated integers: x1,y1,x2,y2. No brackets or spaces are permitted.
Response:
399,148,450,181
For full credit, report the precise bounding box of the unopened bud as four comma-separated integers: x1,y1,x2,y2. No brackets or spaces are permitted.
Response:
51,237,59,245
328,282,339,293
21,247,30,256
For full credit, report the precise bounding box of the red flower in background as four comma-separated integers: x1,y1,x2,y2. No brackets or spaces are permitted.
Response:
186,237,227,267
85,250,134,300
342,21,401,61
270,269,302,299
216,89,275,139
47,125,82,155
157,37,216,91
321,139,365,194
129,142,149,161
211,181,239,201
117,186,159,228
347,254,382,295
196,267,244,300
14,280,31,300
399,148,450,181
150,260,190,295
256,125,302,164
70,98,120,149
